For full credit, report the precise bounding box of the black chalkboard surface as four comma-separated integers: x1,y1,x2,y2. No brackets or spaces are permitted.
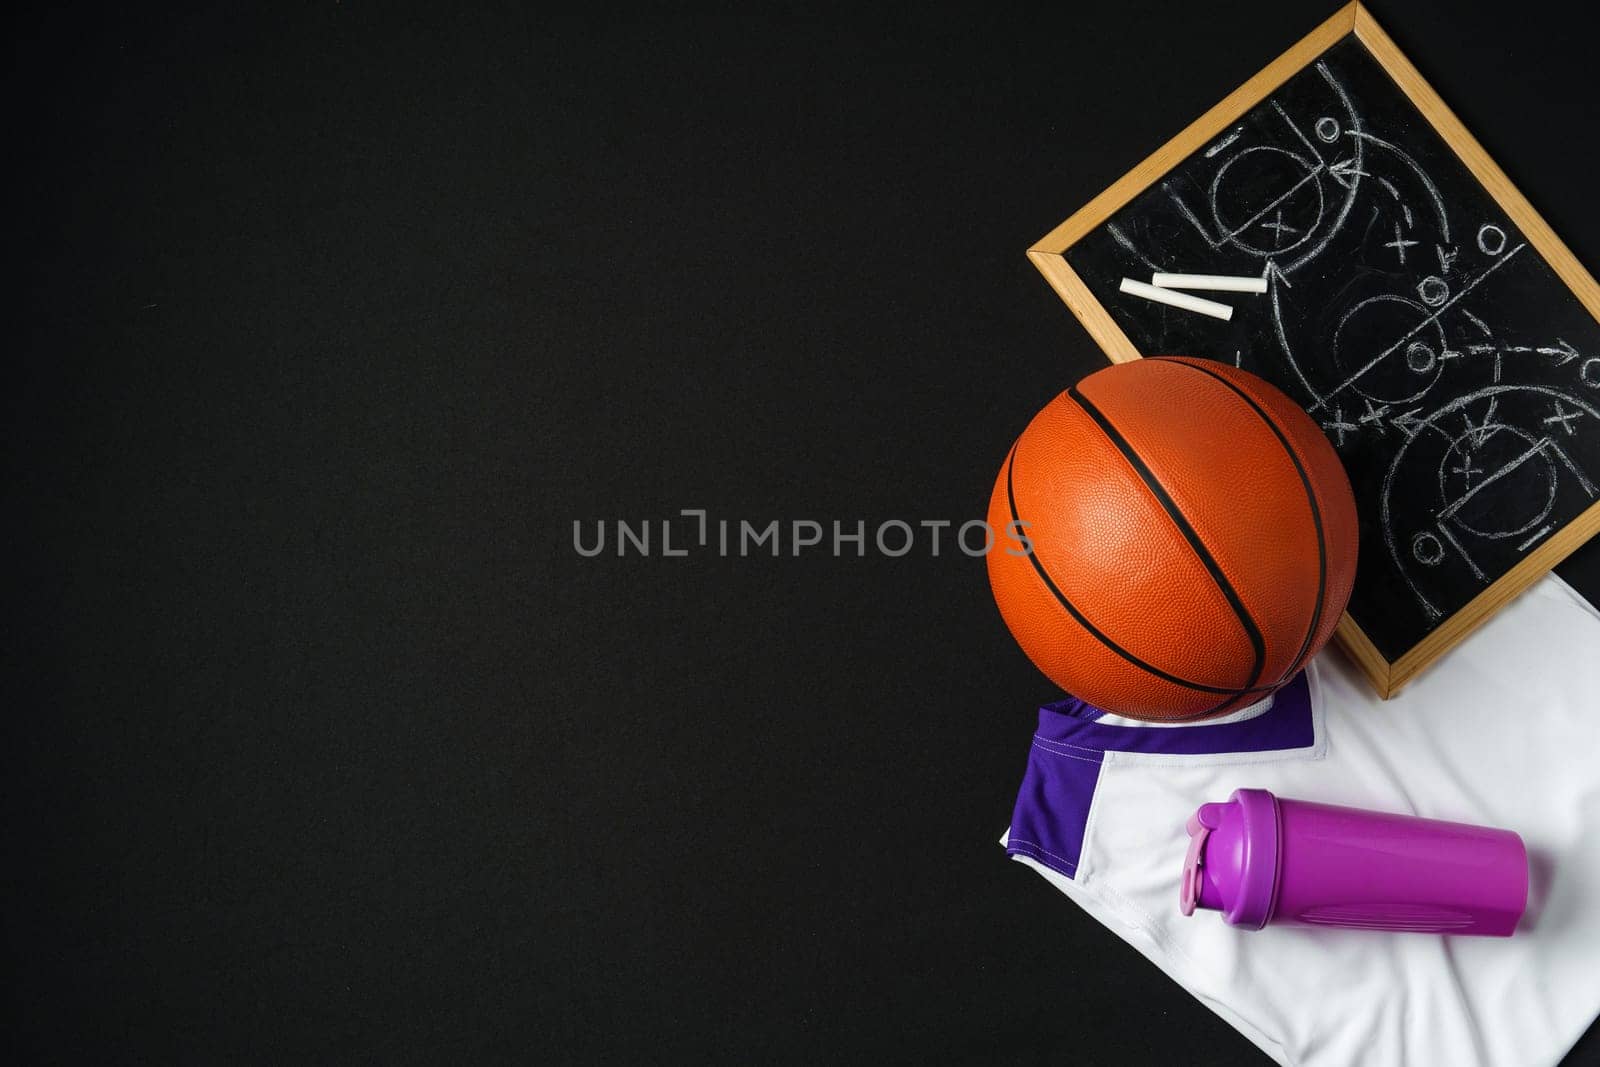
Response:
1031,5,1600,694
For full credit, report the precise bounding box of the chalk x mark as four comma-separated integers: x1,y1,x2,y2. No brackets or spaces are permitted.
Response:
1385,221,1418,264
1545,400,1581,435
1358,399,1391,431
1323,407,1359,446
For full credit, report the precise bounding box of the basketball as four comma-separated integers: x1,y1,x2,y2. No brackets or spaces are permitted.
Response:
986,356,1358,721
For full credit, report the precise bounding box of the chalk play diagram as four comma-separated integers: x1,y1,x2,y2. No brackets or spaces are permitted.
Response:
1064,36,1600,657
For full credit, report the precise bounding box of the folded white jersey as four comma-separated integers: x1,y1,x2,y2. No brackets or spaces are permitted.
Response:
1002,574,1600,1067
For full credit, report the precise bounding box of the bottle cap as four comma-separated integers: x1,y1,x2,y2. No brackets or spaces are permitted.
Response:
1179,787,1281,929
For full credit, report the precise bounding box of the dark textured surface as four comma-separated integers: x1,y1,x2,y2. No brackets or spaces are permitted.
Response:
8,3,1600,1063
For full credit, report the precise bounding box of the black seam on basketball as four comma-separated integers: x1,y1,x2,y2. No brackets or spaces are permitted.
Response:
1005,434,1261,698
1156,358,1329,686
1065,383,1269,692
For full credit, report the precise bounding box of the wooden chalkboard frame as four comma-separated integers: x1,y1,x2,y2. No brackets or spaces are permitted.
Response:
1028,1,1600,698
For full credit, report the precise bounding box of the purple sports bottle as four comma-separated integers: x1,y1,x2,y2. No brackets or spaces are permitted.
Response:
1179,788,1527,935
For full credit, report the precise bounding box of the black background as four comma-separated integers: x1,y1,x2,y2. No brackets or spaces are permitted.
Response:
8,3,1600,1063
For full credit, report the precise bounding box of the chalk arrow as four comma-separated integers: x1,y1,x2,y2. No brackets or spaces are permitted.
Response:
1328,158,1368,191
1501,339,1580,364
1546,338,1580,365
1465,397,1499,447
1264,259,1293,290
1391,408,1428,438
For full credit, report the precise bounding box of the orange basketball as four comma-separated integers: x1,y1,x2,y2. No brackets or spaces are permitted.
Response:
986,356,1358,721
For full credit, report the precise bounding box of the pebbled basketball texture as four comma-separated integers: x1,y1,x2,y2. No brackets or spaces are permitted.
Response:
987,356,1358,721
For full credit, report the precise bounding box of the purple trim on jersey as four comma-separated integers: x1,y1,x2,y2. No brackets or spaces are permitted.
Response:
1006,673,1314,879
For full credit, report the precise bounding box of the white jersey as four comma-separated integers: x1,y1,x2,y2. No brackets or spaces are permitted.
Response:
1001,574,1600,1067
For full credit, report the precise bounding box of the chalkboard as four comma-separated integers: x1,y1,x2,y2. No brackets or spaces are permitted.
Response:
1029,4,1600,696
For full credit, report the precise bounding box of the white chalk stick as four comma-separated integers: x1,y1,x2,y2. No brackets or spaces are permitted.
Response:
1118,278,1234,321
1151,272,1269,294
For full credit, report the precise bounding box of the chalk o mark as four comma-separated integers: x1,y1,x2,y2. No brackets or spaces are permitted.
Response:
1315,117,1340,143
1417,276,1449,307
1412,532,1445,565
1406,342,1436,374
1478,224,1507,256
1581,357,1600,389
